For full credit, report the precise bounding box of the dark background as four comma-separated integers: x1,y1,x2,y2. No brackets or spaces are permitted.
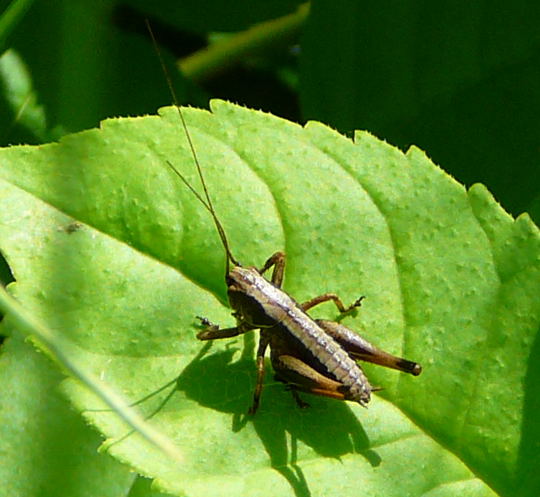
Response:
1,0,539,224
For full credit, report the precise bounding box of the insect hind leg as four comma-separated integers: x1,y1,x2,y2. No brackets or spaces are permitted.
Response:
316,320,422,376
272,354,354,405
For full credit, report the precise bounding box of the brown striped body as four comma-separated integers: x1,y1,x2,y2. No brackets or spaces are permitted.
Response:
227,266,373,406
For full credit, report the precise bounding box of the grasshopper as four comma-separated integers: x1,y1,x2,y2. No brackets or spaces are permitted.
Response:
147,24,421,415
167,120,421,415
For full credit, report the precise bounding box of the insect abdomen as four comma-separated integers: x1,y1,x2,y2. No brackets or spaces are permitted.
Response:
285,314,372,404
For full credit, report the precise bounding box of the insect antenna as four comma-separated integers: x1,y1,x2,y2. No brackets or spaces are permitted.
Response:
145,20,239,272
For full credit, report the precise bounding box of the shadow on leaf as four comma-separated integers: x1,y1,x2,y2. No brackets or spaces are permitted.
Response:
176,340,382,497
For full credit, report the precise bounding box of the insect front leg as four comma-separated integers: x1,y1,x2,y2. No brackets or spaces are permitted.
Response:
257,251,286,287
301,293,365,314
316,320,422,376
196,317,254,340
196,317,271,415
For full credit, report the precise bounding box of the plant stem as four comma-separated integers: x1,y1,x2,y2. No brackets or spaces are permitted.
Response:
179,3,309,83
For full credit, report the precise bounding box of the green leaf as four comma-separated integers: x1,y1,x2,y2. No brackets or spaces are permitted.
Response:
0,48,51,143
0,330,135,496
0,100,538,497
0,0,34,51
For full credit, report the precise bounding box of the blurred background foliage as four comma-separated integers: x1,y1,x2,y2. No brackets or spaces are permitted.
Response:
0,0,539,226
